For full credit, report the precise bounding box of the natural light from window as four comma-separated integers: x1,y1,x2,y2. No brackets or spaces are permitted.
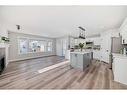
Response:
18,38,53,54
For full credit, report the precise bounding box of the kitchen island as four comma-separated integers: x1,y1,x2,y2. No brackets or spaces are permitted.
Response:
70,51,93,71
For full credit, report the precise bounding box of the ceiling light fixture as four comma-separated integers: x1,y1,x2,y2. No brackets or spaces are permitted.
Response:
78,26,86,39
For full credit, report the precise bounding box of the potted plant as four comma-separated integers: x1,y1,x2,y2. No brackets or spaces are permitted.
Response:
79,43,84,51
0,36,10,43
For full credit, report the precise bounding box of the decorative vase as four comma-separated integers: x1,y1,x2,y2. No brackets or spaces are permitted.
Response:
81,48,83,51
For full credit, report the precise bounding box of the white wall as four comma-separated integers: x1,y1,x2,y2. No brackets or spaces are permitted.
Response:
0,24,8,37
0,8,8,37
8,31,56,62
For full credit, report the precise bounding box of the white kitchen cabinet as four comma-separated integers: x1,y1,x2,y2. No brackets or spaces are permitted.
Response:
85,38,93,43
93,37,101,45
93,50,100,60
74,38,86,46
70,37,75,48
86,37,100,45
121,25,127,44
120,18,127,44
112,53,127,85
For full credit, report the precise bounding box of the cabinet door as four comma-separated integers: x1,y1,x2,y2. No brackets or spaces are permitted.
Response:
70,54,77,67
93,51,100,60
113,58,127,85
70,38,75,48
84,53,90,66
93,37,101,45
121,25,127,44
76,54,83,69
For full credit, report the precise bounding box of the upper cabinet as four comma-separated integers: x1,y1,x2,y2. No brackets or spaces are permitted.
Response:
120,18,127,44
93,37,101,45
86,37,100,45
69,37,75,48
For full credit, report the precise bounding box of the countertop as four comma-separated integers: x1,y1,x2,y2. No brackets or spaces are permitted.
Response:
112,53,127,59
70,51,92,55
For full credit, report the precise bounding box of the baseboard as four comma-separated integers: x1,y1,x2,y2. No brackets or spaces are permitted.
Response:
9,55,57,62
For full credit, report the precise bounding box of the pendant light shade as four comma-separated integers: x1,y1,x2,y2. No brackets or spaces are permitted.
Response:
78,26,85,39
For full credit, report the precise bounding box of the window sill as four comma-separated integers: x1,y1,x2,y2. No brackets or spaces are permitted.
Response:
18,51,53,55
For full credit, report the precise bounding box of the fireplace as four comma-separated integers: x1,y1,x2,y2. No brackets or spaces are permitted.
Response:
0,56,5,74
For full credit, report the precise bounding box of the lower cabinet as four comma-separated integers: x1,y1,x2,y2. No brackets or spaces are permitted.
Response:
112,54,127,85
70,52,91,71
93,50,100,60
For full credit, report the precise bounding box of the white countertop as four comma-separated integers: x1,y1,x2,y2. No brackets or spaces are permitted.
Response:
112,53,127,59
70,51,92,54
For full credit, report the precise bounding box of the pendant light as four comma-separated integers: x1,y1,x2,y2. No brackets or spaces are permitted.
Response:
78,26,85,39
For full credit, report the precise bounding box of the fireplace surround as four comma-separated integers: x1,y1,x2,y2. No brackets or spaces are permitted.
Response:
0,55,5,74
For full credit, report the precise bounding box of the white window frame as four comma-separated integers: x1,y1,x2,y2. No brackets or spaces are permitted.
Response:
29,39,47,53
18,37,53,55
18,37,29,55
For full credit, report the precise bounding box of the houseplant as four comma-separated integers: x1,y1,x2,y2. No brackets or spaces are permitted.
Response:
79,43,84,51
0,36,10,43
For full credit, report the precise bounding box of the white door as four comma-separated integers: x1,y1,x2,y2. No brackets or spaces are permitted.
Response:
100,34,111,63
56,39,62,56
62,39,67,56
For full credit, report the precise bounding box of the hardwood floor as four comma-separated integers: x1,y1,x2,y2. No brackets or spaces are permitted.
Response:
0,56,127,89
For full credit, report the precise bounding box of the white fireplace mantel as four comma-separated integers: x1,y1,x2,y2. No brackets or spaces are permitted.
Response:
0,43,9,48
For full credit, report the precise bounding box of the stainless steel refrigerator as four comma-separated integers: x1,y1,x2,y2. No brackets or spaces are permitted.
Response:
109,37,122,69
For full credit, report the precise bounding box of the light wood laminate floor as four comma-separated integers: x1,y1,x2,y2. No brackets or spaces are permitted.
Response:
0,56,127,89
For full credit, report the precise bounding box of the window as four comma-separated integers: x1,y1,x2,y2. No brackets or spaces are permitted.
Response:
29,40,46,53
47,41,53,52
18,38,28,54
18,37,53,54
39,41,46,52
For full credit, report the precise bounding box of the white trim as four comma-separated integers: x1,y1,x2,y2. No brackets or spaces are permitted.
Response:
9,55,56,62
0,43,9,48
17,37,29,55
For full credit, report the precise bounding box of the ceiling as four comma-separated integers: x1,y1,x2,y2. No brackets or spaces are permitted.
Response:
0,6,127,38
